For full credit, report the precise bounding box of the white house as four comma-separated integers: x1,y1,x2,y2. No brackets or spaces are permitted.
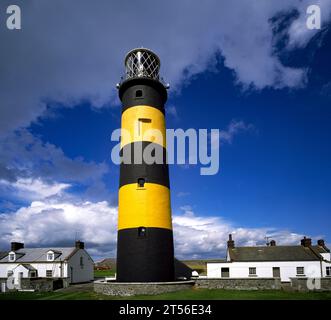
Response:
0,241,94,292
207,235,331,282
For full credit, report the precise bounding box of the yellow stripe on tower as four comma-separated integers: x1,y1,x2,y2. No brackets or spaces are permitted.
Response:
121,105,166,148
118,182,172,230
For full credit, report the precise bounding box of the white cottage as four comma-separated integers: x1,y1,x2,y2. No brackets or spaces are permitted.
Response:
207,235,331,282
0,241,94,292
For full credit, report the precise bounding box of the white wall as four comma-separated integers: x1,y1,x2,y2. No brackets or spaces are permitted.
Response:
0,262,64,279
0,249,94,286
207,261,325,282
67,249,94,283
321,252,331,261
321,261,331,277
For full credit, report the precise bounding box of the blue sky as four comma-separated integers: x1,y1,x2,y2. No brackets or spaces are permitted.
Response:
0,1,331,260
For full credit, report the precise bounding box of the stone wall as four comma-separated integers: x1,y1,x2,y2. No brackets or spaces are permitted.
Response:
290,277,331,292
94,280,195,296
195,278,281,290
20,278,54,292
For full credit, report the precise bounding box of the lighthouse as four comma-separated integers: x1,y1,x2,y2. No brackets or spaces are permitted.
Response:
116,48,175,282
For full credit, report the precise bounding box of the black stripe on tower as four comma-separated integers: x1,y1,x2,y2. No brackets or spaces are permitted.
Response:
120,141,169,188
116,227,175,282
119,78,167,113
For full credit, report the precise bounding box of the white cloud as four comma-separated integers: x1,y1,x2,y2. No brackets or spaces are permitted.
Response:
0,178,70,200
1,0,330,136
166,105,179,120
219,120,255,145
0,129,110,202
0,197,316,260
0,200,118,258
287,1,331,48
177,192,190,198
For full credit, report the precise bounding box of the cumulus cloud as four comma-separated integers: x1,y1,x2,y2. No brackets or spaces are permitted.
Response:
166,105,179,120
0,178,70,201
287,1,331,48
0,199,118,259
0,129,110,202
0,197,313,260
219,120,255,145
1,0,330,136
176,192,190,198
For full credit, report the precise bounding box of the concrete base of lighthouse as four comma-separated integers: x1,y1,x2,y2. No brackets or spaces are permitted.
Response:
94,279,195,296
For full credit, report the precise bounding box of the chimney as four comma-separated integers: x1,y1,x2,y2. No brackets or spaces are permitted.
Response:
75,240,84,249
301,236,312,247
11,242,24,251
270,240,276,246
317,239,325,247
227,234,235,249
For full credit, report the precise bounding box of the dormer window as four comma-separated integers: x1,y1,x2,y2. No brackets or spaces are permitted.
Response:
47,251,54,261
8,252,15,262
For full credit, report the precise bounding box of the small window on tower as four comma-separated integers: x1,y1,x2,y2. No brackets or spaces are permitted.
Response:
135,89,143,98
138,227,147,238
138,178,145,188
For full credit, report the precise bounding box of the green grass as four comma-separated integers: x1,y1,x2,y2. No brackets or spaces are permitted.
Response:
94,270,116,278
1,288,331,300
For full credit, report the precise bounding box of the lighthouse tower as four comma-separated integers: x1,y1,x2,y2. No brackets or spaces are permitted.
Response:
116,48,175,282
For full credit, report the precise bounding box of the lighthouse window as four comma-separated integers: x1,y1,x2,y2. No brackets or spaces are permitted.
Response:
135,89,143,98
138,178,145,188
138,227,147,238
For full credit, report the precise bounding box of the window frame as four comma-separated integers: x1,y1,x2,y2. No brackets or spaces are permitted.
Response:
296,266,305,276
326,266,331,277
249,267,257,276
80,256,84,268
221,267,230,278
8,253,15,262
46,270,53,278
47,250,55,262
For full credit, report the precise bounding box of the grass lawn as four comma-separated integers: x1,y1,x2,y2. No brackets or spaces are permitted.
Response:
94,270,116,278
1,288,331,300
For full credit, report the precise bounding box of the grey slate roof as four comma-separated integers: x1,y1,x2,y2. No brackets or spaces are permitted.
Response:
21,264,37,271
312,245,330,253
0,247,77,263
0,252,8,260
228,245,322,262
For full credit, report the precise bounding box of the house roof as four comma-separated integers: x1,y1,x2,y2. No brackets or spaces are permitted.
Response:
312,245,330,253
0,247,77,263
0,252,8,260
20,264,37,271
228,245,323,262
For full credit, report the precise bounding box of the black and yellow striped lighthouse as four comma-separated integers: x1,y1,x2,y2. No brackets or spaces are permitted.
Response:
116,48,175,282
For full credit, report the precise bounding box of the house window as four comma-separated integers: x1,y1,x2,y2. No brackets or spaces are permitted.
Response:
326,267,331,276
249,267,257,276
46,270,52,278
30,271,37,278
296,267,305,276
8,253,15,262
137,178,145,188
80,257,84,268
7,270,13,277
221,268,230,278
47,253,54,261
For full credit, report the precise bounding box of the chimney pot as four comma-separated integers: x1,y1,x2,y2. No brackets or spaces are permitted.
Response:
227,234,235,249
11,242,24,251
75,240,84,249
301,237,312,247
317,239,325,247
